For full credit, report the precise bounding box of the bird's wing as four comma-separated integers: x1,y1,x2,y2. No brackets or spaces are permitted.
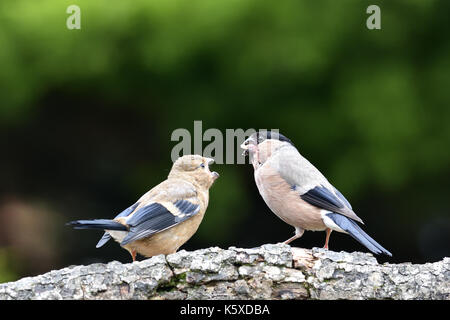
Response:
120,199,200,245
113,202,141,219
331,185,352,210
268,146,363,224
300,185,363,223
120,180,200,245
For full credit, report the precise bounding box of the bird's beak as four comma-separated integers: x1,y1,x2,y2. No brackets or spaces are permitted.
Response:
240,138,251,156
206,158,215,166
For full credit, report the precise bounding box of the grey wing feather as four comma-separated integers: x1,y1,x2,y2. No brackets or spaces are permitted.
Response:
268,146,329,193
332,186,352,209
114,202,141,219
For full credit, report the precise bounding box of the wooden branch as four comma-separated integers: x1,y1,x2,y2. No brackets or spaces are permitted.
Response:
0,244,448,300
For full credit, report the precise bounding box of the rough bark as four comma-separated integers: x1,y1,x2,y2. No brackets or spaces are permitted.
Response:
0,244,448,300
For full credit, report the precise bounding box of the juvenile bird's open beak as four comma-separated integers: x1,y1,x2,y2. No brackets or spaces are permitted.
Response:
211,171,220,180
205,157,219,180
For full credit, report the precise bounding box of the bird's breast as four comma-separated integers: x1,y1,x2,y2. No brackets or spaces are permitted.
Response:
254,164,326,231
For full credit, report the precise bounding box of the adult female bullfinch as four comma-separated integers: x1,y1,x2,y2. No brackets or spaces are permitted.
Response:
67,155,220,261
241,131,391,256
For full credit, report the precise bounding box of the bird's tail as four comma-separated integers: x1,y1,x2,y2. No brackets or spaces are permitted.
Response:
326,213,392,256
66,219,127,231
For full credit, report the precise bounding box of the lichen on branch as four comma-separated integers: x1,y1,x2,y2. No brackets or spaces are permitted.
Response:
0,244,448,300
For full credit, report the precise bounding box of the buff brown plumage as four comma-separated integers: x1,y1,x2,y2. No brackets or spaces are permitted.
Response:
68,155,219,261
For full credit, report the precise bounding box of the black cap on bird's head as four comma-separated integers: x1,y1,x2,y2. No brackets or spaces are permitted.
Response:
240,131,294,156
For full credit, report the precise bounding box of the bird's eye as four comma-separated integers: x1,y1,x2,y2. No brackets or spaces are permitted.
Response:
244,140,249,145
200,163,205,168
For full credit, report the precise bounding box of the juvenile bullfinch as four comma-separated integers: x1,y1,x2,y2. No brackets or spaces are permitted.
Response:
241,131,391,256
68,155,219,261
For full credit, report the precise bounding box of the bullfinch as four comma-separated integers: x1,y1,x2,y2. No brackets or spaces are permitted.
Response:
241,131,391,256
67,155,220,261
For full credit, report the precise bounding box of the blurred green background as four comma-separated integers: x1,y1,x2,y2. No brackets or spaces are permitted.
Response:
0,0,449,283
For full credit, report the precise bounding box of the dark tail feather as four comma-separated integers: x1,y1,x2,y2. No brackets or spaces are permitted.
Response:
326,213,392,256
66,219,127,231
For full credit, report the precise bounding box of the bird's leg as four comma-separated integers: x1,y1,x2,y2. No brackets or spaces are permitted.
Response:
283,227,304,245
283,234,300,245
130,249,137,262
323,228,332,250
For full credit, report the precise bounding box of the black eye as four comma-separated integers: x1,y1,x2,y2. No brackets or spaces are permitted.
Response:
200,163,205,168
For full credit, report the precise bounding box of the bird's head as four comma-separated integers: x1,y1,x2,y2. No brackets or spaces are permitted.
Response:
241,131,295,167
169,155,220,189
